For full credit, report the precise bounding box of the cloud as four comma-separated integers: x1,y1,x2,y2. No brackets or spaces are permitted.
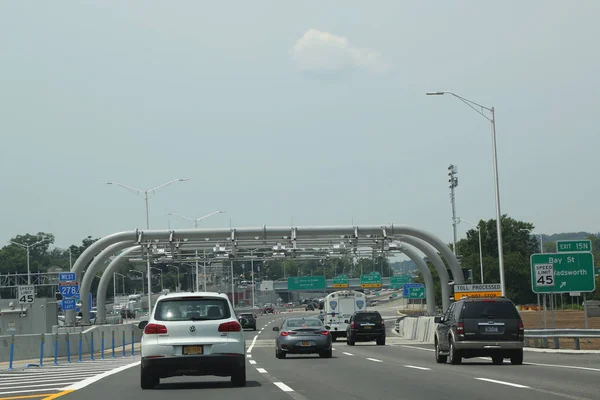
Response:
291,29,389,75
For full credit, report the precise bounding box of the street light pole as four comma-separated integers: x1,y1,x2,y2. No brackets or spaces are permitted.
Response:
105,177,189,312
168,210,225,292
427,91,506,297
10,239,50,285
448,165,459,255
458,218,484,283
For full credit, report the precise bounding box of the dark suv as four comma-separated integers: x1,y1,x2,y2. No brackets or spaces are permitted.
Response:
433,297,524,365
238,313,257,330
346,311,386,346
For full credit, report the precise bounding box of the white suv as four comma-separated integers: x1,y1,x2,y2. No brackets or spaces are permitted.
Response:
138,292,246,389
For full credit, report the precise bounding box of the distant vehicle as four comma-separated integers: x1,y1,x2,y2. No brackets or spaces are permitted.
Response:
138,292,246,388
273,317,332,358
263,304,274,314
305,303,314,311
433,297,524,365
323,290,367,341
238,312,257,330
346,311,386,346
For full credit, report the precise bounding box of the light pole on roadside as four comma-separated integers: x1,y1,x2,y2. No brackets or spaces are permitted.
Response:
151,267,164,292
129,269,144,300
104,177,189,312
9,239,51,285
168,210,225,291
168,265,180,292
427,91,506,297
458,218,484,283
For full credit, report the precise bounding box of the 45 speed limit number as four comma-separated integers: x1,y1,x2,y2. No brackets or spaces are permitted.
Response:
535,264,555,287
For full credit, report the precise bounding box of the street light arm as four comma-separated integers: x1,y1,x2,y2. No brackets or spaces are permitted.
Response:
147,178,190,199
426,91,492,122
104,181,144,197
196,210,225,223
9,241,26,249
168,212,196,223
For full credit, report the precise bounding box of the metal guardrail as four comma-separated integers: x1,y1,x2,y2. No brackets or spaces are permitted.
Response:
524,329,600,350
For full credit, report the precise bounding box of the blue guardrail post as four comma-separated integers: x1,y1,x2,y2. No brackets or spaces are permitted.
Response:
90,331,95,361
66,332,71,364
8,335,15,370
122,331,126,357
131,330,135,356
112,330,115,358
101,331,105,360
54,333,59,366
78,332,83,362
39,334,45,367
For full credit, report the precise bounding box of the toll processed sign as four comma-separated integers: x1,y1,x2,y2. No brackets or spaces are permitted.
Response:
288,276,327,291
530,253,595,294
453,283,502,301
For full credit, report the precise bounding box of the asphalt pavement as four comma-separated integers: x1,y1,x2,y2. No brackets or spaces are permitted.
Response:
7,310,600,400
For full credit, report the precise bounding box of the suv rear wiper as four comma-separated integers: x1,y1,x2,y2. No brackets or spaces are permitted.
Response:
480,314,496,319
189,317,211,321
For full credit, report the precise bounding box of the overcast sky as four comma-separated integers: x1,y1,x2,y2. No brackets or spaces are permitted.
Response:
1,1,599,258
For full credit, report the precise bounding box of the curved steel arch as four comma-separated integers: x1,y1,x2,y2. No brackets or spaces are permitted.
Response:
398,235,451,312
399,243,435,314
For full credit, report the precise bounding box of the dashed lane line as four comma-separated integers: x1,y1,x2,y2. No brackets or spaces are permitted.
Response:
366,358,383,363
403,365,431,371
274,382,294,392
247,334,259,354
256,368,268,374
474,378,530,389
342,352,354,356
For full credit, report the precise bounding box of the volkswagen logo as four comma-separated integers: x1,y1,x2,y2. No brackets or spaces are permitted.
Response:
189,325,196,332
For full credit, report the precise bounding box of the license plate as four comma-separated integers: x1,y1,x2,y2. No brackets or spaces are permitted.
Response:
363,326,371,329
300,341,311,347
485,326,498,333
183,345,204,355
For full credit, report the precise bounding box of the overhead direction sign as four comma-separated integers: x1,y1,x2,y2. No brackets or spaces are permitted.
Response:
556,240,592,253
406,286,425,299
288,276,326,291
18,285,35,305
453,283,501,301
360,272,382,288
403,283,423,297
530,253,595,294
333,275,349,288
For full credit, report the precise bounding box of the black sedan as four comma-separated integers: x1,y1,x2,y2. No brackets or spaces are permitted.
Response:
273,317,332,358
238,313,257,330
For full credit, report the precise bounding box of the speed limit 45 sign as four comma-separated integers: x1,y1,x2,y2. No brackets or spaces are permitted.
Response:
18,285,35,304
534,264,555,287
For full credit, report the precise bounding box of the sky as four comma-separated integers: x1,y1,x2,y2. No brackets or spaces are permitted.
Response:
1,1,599,260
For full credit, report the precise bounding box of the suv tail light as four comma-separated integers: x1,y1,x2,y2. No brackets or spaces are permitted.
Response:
280,331,297,336
456,322,464,335
518,321,524,338
381,320,385,327
350,322,355,329
218,321,242,332
320,331,329,335
144,323,168,335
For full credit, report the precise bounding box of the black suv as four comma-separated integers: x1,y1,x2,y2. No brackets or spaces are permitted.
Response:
346,311,386,346
433,297,524,365
238,313,257,330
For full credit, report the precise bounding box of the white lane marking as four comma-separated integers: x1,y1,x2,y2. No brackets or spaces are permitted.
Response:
256,368,268,374
249,360,257,365
366,358,383,363
475,357,600,372
332,348,336,351
247,354,252,358
247,334,259,353
342,352,354,356
62,360,140,391
404,365,431,371
401,345,434,352
0,387,61,396
474,378,530,389
274,382,294,392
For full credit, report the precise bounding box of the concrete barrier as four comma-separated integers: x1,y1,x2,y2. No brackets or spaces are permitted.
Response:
0,322,141,363
394,316,436,343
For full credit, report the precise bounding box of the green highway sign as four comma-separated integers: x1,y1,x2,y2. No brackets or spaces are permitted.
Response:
390,275,412,285
530,253,595,294
332,274,349,288
287,276,326,291
556,240,592,253
407,286,425,299
360,272,382,288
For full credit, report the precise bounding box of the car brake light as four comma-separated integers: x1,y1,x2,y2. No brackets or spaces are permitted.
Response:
280,331,297,336
350,322,355,329
456,322,464,335
518,321,524,334
144,323,168,335
320,331,329,335
218,321,242,332
381,320,385,327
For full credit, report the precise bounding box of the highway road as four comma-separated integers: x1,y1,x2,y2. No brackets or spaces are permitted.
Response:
6,310,600,400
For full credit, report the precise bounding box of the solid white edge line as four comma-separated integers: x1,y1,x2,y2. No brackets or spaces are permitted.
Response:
474,377,530,389
366,358,383,363
404,365,431,371
249,360,257,365
274,382,294,392
401,345,435,352
256,368,267,374
62,360,141,391
247,334,259,353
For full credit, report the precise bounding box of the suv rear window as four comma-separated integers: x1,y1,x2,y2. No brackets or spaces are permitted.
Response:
354,313,382,322
154,297,231,321
462,301,519,319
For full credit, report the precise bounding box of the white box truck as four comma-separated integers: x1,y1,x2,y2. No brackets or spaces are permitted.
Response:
323,290,367,341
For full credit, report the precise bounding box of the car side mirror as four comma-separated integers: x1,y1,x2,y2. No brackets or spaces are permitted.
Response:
272,327,279,331
325,325,330,330
138,320,148,330
344,320,349,324
434,316,443,324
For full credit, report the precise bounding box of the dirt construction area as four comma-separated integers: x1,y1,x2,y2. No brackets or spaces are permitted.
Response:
520,310,600,350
